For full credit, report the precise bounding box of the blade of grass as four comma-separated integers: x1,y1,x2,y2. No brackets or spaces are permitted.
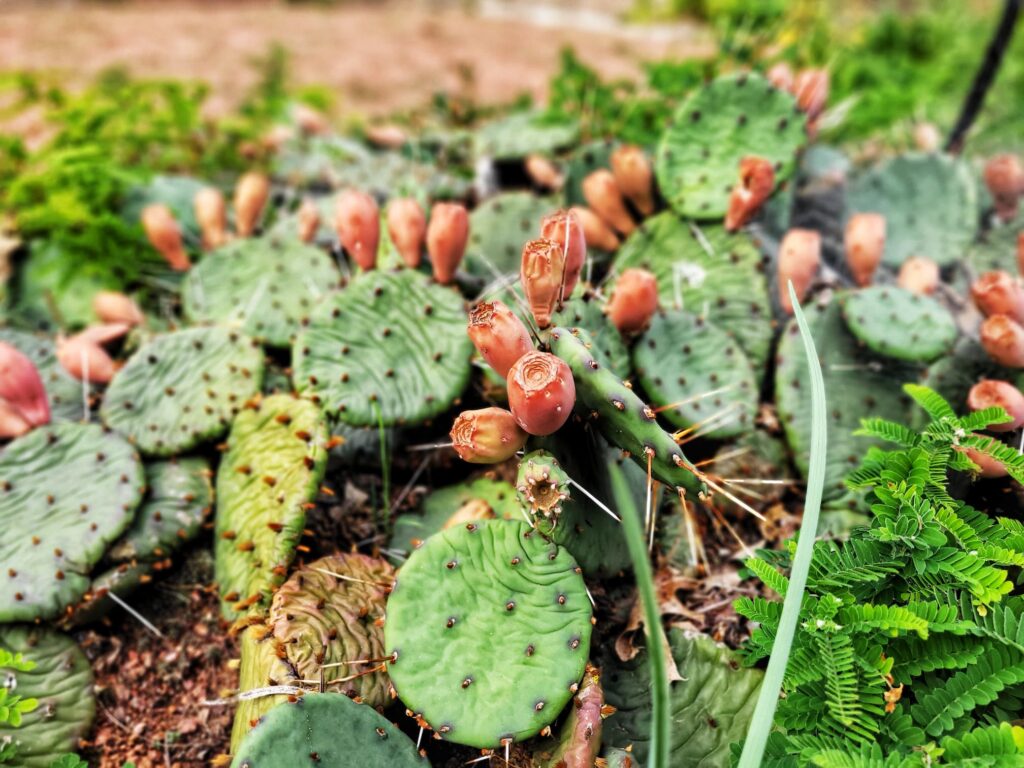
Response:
737,283,827,768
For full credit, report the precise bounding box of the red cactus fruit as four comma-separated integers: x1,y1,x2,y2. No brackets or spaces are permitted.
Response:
234,172,270,237
93,291,144,327
540,209,586,297
387,197,427,269
610,145,655,216
521,239,566,329
194,187,228,250
56,331,120,384
141,204,190,271
0,400,31,439
427,203,469,285
967,379,1024,431
984,154,1023,222
606,268,658,334
794,69,828,120
961,446,1008,479
981,314,1024,368
582,170,635,236
450,407,527,464
297,198,320,243
365,124,407,149
767,62,795,92
0,342,50,430
778,229,821,314
725,156,775,232
525,154,564,191
913,123,941,153
844,213,886,287
334,189,380,271
507,352,576,436
570,206,620,252
897,257,940,295
467,300,534,379
972,271,1024,322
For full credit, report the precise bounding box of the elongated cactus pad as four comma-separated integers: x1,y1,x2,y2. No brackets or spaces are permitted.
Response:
532,664,604,768
230,626,294,752
0,626,95,768
0,423,144,622
474,112,579,160
656,73,806,219
0,328,87,422
215,395,328,619
550,296,631,378
102,327,264,456
384,519,592,748
634,309,758,439
269,554,394,707
182,236,341,347
465,192,556,276
231,692,427,768
841,286,956,363
293,269,472,427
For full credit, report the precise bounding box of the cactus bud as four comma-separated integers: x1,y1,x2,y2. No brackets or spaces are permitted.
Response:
960,446,1008,479
520,239,566,329
93,291,144,327
980,314,1024,368
778,229,821,314
468,300,534,379
725,156,775,231
606,268,658,334
844,213,886,287
0,342,50,429
427,203,469,285
540,209,586,297
141,204,190,271
450,407,527,464
972,271,1024,322
525,155,564,191
516,451,570,521
897,256,939,295
766,62,795,92
297,198,320,243
582,170,635,236
387,198,427,269
507,352,575,436
194,187,228,250
334,190,380,271
570,206,620,252
967,379,1024,431
983,154,1023,222
610,145,655,216
794,69,828,120
234,172,270,237
912,123,941,153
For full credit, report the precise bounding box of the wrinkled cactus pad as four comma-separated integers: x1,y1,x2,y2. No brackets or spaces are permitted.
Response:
230,625,294,752
0,625,95,768
465,192,556,276
0,328,88,423
0,423,144,622
384,519,592,748
474,111,579,160
293,269,472,427
215,394,328,619
656,73,806,219
102,326,265,456
841,286,956,363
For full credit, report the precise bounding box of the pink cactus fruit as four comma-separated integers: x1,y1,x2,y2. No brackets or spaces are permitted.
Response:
725,156,775,232
794,68,829,120
984,154,1023,222
93,291,144,327
606,268,658,334
967,379,1024,432
467,300,534,379
334,189,380,271
570,206,620,252
980,314,1024,368
520,239,567,330
767,62,795,92
142,204,190,271
778,229,821,314
525,154,564,191
194,186,228,250
972,271,1024,323
844,213,887,287
0,341,50,433
897,257,940,296
427,203,469,285
540,209,587,298
297,198,321,244
387,197,427,269
450,407,528,464
582,170,635,236
507,351,576,436
610,145,655,216
234,171,271,237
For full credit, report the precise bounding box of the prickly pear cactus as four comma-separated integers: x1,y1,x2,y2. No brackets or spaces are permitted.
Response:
101,327,265,456
656,73,806,219
230,625,294,752
182,236,341,347
967,213,1024,274
610,213,772,370
465,192,556,276
0,328,88,422
61,560,154,629
563,139,617,208
920,337,1010,418
231,693,427,768
0,423,144,622
633,309,758,439
532,664,604,768
550,295,631,378
516,450,570,529
384,519,592,748
215,395,328,619
847,152,977,267
0,625,95,768
474,112,579,160
122,174,206,240
293,269,472,427
840,286,956,363
269,554,394,707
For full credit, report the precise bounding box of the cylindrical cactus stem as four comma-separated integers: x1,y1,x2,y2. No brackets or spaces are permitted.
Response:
961,446,1008,478
984,153,1023,222
913,122,941,152
507,351,575,436
540,209,586,298
606,268,658,334
981,314,1024,368
427,202,469,285
525,154,564,191
766,61,795,92
972,271,1024,322
0,341,50,429
725,156,775,232
570,206,620,252
93,291,144,327
582,169,635,236
450,407,527,464
334,189,380,271
521,238,567,329
297,198,320,243
467,300,534,379
194,186,228,249
967,379,1024,431
897,256,940,295
844,213,886,287
386,197,427,269
778,228,821,315
234,171,271,237
794,68,828,120
610,145,655,216
141,203,190,271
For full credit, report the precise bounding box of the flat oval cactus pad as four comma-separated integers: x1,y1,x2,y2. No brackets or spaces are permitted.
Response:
841,286,957,363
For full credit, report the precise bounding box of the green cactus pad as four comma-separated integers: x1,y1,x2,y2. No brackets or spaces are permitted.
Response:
610,212,772,370
215,395,328,619
848,152,977,267
182,236,341,347
840,286,956,363
101,326,265,457
384,519,592,748
61,560,155,629
474,112,579,160
550,327,705,498
269,554,394,707
602,629,763,767
231,692,427,768
550,295,631,378
967,214,1024,274
656,73,806,219
230,626,294,752
465,192,555,277
293,269,472,427
563,139,617,208
0,423,144,622
0,328,88,423
633,309,758,439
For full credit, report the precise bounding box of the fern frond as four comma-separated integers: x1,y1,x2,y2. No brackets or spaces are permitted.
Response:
960,435,1024,484
940,722,1024,763
807,540,902,593
924,548,1013,605
855,419,920,447
888,634,989,679
810,747,924,768
745,556,790,597
838,604,929,638
960,406,1013,432
978,544,1024,568
934,505,982,550
816,632,863,728
903,383,955,422
966,597,1024,654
